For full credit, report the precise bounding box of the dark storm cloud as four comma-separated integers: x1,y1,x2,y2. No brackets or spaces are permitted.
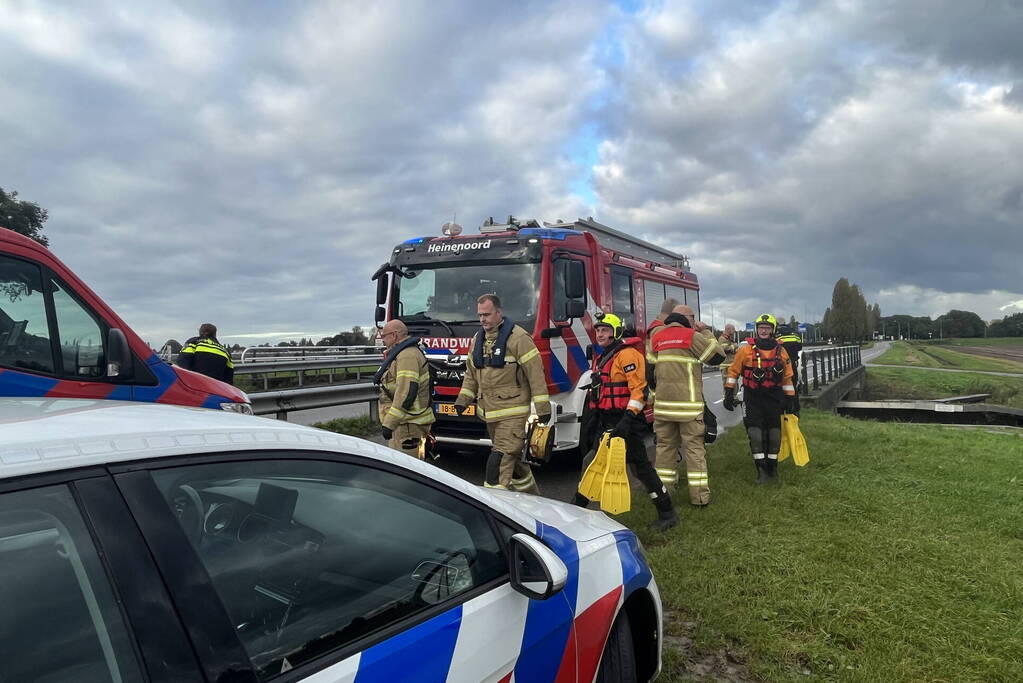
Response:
1,0,607,343
595,0,1023,325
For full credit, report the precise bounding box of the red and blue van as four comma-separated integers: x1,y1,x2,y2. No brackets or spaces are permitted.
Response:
0,227,250,412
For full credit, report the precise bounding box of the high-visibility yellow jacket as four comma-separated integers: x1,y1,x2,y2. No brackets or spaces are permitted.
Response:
648,324,724,421
177,336,234,384
455,322,550,423
379,345,435,430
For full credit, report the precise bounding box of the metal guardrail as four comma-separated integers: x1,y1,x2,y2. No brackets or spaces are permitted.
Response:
250,383,380,421
239,345,380,363
236,356,382,390
800,345,862,396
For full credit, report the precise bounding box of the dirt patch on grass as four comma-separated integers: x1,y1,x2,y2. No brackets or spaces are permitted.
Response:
662,608,757,682
953,345,1023,363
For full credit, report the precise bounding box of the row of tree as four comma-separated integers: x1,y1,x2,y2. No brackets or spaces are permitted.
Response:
821,277,1023,340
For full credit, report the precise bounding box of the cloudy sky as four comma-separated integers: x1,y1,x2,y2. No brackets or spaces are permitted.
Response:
3,0,1021,345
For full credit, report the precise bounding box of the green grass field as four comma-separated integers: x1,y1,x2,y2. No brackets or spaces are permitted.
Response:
863,367,1023,409
873,341,1023,373
618,410,1023,682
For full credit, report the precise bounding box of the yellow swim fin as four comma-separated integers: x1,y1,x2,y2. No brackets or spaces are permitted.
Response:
599,435,632,515
778,416,792,462
578,433,610,501
788,415,810,466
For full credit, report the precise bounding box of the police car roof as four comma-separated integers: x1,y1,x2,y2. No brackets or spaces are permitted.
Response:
0,398,427,481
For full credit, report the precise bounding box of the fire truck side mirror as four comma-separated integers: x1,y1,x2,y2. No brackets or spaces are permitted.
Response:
565,261,585,300
565,300,586,319
374,305,386,325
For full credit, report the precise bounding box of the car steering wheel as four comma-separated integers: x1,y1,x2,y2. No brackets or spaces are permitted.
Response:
169,484,205,544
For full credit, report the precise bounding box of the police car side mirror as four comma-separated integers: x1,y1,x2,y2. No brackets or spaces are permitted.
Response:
508,533,567,601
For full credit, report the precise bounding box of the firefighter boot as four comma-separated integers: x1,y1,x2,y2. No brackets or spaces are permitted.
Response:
753,455,770,484
651,491,678,532
483,451,507,489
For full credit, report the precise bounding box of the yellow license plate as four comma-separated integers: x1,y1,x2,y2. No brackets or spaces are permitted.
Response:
437,403,474,416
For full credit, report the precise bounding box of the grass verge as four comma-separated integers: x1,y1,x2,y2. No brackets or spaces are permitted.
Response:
863,367,1023,409
618,410,1023,682
310,415,377,437
873,341,1023,373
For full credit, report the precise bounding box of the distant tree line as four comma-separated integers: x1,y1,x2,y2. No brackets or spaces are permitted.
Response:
253,326,375,348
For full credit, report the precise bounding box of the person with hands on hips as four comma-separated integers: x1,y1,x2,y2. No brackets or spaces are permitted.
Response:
723,314,797,483
573,311,678,532
373,320,435,458
454,294,547,493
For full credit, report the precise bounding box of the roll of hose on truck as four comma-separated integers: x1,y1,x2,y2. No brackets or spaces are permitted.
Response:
0,227,251,412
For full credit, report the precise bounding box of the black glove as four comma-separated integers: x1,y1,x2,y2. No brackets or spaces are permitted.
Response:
381,425,393,440
454,404,467,416
610,412,636,439
723,388,736,412
536,410,552,425
785,395,799,416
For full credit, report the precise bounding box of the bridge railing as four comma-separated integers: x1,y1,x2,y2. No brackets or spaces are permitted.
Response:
800,345,862,396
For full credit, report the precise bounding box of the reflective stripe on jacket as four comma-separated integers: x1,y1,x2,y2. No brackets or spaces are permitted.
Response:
455,323,550,423
379,345,435,430
177,336,234,384
648,325,722,421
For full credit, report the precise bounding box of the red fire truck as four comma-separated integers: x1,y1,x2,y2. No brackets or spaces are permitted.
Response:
372,217,700,454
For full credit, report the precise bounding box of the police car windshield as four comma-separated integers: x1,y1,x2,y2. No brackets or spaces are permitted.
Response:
397,263,541,329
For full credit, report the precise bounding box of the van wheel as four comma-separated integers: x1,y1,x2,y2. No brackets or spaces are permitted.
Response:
597,611,637,683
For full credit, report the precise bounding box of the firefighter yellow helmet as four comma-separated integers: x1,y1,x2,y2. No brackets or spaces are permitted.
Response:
594,312,624,340
755,313,777,331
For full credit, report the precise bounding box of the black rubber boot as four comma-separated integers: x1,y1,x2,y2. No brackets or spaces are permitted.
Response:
652,508,679,532
650,492,678,532
755,458,770,484
766,457,779,481
572,492,591,507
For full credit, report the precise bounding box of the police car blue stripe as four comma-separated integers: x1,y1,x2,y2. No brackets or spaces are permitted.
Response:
513,522,579,682
0,369,59,397
613,530,653,597
353,604,462,683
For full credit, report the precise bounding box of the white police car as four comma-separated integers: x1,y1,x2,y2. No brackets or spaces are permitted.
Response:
0,399,662,682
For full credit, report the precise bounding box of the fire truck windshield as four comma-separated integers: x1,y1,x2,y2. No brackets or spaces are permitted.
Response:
396,263,541,329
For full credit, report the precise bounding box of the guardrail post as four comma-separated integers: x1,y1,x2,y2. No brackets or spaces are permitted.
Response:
297,370,304,387
800,353,809,396
276,409,288,421
262,374,269,391
368,399,380,423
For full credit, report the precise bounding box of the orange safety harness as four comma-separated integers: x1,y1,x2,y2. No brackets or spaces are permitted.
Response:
741,343,787,390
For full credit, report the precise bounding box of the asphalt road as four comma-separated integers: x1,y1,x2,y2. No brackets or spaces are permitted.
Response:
285,367,743,504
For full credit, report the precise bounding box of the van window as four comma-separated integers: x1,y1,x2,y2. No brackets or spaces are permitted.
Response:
0,255,55,374
0,254,107,379
52,280,105,378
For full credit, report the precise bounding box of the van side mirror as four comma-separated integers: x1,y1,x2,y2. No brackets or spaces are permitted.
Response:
106,328,134,379
508,533,567,601
565,261,585,300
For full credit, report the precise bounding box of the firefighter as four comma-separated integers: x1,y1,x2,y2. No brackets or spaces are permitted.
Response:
454,294,547,494
574,312,679,531
176,323,234,384
776,323,804,413
648,309,725,503
723,314,797,483
374,320,435,458
644,298,680,355
718,323,740,392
